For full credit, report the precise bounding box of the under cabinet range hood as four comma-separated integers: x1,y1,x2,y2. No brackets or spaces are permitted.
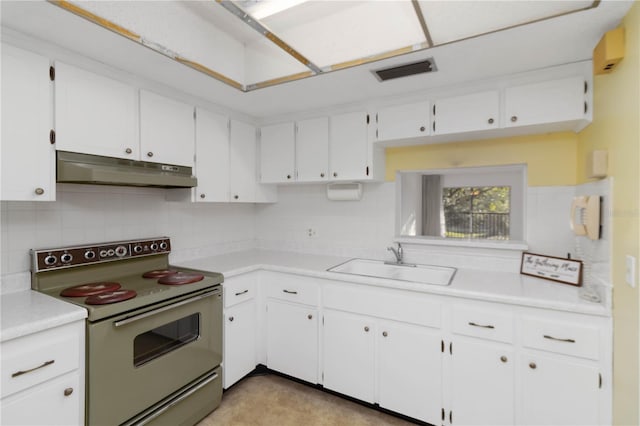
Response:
56,151,197,188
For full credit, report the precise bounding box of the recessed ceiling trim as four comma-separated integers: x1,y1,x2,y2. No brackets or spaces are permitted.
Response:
411,0,433,48
246,70,315,91
216,0,322,74
47,0,245,91
327,44,427,72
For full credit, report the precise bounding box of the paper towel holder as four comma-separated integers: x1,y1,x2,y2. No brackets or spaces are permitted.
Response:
326,182,363,201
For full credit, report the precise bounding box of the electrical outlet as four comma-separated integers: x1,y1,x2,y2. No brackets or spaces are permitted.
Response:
307,228,317,238
626,255,636,288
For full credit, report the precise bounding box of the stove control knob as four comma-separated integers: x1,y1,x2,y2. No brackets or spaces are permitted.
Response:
44,255,57,266
115,245,127,257
84,250,96,260
99,250,108,258
150,243,159,251
159,242,168,250
133,245,143,254
60,253,73,263
107,249,115,256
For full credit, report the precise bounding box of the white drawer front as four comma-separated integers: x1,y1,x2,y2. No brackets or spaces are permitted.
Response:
522,317,600,360
1,322,81,399
452,305,514,344
264,274,320,306
324,284,441,328
223,274,256,308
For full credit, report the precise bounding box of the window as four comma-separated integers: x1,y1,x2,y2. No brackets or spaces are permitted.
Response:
442,186,510,240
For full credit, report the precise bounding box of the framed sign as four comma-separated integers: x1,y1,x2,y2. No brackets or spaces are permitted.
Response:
520,253,583,286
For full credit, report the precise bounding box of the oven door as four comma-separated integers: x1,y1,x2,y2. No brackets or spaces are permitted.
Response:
87,287,222,426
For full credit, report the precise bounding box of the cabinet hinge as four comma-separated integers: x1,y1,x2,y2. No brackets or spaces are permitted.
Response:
449,342,453,355
441,340,444,353
433,104,436,116
449,410,453,424
433,121,436,132
49,129,56,145
366,166,369,176
599,373,602,389
49,66,55,81
441,408,445,421
366,114,370,124
375,129,378,139
375,113,378,123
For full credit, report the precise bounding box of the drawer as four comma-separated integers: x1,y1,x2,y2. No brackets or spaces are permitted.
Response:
521,316,600,360
452,305,514,344
223,274,256,308
1,322,82,399
324,283,441,328
264,273,320,306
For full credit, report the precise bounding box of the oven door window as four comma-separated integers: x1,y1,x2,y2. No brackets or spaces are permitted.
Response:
133,313,200,367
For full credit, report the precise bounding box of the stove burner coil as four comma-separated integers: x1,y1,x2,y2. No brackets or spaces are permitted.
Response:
142,269,178,279
85,289,137,305
157,272,205,286
60,282,122,297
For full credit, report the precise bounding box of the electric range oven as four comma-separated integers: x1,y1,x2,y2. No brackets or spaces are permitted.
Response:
31,237,223,426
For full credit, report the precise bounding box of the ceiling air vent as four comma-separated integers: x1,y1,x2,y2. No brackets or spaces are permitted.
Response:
373,58,437,82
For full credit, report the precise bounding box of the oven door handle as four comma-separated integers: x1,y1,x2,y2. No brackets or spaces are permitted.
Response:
113,289,221,328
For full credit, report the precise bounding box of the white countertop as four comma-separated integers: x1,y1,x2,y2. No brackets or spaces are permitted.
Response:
1,290,87,342
175,249,609,317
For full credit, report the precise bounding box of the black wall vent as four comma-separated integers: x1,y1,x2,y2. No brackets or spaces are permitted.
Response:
373,58,437,82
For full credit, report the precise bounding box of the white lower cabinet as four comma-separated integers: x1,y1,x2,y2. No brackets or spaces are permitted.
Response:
266,301,318,383
223,300,257,389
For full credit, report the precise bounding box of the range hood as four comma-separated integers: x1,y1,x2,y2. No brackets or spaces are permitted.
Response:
56,151,197,188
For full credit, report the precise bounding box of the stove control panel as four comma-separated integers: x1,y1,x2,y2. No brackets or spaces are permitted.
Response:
32,237,172,271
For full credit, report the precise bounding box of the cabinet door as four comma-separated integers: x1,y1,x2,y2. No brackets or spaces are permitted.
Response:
1,44,54,201
520,352,600,425
450,338,515,425
139,90,194,167
433,91,499,135
296,117,329,182
505,76,586,128
1,371,81,426
194,108,229,202
323,310,375,403
378,320,442,425
329,111,369,181
376,101,430,141
224,300,257,389
229,120,257,203
54,61,138,160
266,301,318,383
260,122,295,183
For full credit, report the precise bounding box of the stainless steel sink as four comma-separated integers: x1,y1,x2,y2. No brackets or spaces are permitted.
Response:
328,258,456,286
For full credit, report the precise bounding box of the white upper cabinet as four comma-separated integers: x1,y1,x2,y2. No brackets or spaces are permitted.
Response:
376,101,430,141
54,61,138,160
329,111,370,181
296,117,329,182
504,76,588,128
433,90,500,135
139,90,194,167
1,44,55,201
259,122,295,183
194,108,229,202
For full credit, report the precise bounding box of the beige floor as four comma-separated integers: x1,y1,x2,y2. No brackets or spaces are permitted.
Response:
198,374,419,426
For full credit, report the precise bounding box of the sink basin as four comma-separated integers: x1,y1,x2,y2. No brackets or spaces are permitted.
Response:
328,258,456,286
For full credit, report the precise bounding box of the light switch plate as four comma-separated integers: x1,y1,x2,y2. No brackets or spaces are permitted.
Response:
626,255,636,288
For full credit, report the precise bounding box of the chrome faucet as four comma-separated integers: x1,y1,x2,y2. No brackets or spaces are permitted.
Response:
387,242,403,264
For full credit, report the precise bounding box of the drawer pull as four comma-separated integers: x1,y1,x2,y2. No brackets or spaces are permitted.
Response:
307,314,313,320
529,362,537,369
283,289,298,295
500,355,508,363
543,334,575,343
469,321,495,329
64,387,74,397
11,360,55,378
235,290,249,296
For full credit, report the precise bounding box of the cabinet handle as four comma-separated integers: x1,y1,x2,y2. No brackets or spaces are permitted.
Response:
488,118,494,124
234,195,239,200
500,355,508,363
320,173,325,178
382,331,388,337
333,172,338,178
34,188,45,196
529,362,537,369
468,321,495,329
510,116,518,123
287,175,291,179
49,129,56,144
364,326,370,332
283,289,298,295
147,152,154,157
307,314,313,320
200,194,206,199
235,290,248,296
11,360,55,378
228,316,234,322
64,388,74,397
543,334,575,343
419,126,426,132
125,148,132,154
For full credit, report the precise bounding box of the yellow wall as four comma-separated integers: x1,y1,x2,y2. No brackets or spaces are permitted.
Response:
385,132,578,186
577,4,640,425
